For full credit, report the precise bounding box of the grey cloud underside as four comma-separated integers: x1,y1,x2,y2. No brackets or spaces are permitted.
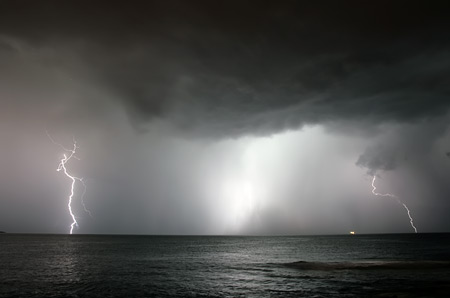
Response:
1,0,449,137
355,117,450,175
2,1,450,234
356,146,397,176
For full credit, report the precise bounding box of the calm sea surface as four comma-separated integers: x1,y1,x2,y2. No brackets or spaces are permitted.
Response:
1,234,450,297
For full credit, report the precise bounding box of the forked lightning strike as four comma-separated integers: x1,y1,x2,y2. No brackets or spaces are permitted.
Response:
47,132,91,234
79,178,92,218
371,175,418,233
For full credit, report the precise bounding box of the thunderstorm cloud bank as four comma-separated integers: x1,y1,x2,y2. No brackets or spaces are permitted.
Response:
0,0,449,234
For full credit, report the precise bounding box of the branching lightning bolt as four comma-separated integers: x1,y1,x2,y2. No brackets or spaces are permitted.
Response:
371,175,418,233
47,131,91,234
79,178,92,218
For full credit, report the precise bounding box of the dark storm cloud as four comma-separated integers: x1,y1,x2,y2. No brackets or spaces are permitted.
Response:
356,145,397,176
355,118,450,175
1,1,450,235
0,0,449,137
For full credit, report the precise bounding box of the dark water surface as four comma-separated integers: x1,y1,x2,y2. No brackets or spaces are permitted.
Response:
1,234,450,297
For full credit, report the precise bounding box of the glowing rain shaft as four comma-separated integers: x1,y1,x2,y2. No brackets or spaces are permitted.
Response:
371,175,418,233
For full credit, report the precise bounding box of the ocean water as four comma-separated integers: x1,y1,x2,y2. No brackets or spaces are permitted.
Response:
1,234,450,297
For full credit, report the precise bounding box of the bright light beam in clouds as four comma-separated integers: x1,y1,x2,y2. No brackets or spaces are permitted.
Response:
47,131,91,234
371,175,418,233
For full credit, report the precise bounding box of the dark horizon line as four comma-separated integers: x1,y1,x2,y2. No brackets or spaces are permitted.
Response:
2,232,449,237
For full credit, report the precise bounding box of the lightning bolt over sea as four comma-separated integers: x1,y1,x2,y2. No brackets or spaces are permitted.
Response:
47,132,91,234
371,175,418,233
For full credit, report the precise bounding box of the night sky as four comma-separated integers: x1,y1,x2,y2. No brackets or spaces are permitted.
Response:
1,0,449,234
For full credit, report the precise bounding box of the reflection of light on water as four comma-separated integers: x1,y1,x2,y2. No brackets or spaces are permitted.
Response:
49,239,81,283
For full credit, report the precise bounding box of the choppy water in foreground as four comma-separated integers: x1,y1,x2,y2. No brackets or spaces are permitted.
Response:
1,234,450,297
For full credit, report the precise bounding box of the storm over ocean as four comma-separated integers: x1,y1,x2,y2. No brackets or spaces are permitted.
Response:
1,1,450,297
